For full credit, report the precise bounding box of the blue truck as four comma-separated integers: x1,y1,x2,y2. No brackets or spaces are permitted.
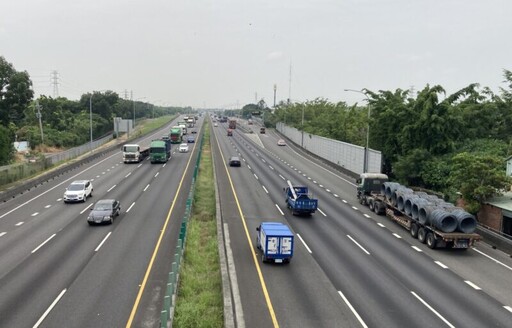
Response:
150,138,171,163
284,181,318,216
256,222,294,263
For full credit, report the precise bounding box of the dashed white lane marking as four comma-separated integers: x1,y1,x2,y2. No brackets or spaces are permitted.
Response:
32,233,56,253
435,261,449,269
247,165,251,170
319,184,324,188
317,208,327,216
143,184,150,192
95,232,112,252
125,172,132,178
45,205,51,208
154,172,159,178
33,289,67,328
377,222,385,227
411,291,455,328
472,248,512,271
313,180,317,184
80,204,93,214
411,246,423,252
392,233,402,239
16,222,24,226
107,184,116,192
254,174,259,180
504,306,512,313
347,235,370,255
297,233,312,253
342,199,347,203
279,174,286,180
126,202,135,213
0,232,6,237
269,165,274,170
275,204,284,215
338,291,368,328
363,214,371,218
31,212,39,216
465,281,481,290
326,189,331,192
333,194,339,198
351,206,358,210
262,186,269,193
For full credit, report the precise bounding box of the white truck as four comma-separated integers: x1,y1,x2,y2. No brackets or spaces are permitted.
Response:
122,144,149,163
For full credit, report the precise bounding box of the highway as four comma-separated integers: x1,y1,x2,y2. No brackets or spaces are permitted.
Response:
211,117,512,328
0,118,200,328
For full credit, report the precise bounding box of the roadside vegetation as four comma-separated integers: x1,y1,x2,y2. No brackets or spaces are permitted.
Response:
174,123,223,327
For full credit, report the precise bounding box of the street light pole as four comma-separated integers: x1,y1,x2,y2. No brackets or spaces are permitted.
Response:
301,105,305,147
344,89,371,173
89,94,93,151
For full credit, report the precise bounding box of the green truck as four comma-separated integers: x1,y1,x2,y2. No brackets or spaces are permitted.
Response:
150,139,171,163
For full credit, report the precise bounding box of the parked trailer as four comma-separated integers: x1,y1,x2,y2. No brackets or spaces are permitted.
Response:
357,173,481,249
256,222,294,263
122,144,149,163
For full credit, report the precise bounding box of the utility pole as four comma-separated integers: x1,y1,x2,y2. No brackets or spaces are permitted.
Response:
273,84,277,108
288,61,292,104
131,90,134,128
35,100,44,144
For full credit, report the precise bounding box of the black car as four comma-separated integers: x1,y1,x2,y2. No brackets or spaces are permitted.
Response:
88,199,121,225
229,156,241,167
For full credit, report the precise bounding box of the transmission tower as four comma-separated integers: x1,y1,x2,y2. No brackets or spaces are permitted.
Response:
51,70,59,97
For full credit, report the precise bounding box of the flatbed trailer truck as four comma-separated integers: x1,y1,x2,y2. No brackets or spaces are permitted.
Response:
357,173,481,249
122,144,149,163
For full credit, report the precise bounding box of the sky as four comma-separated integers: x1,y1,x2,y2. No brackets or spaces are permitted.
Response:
1,0,511,108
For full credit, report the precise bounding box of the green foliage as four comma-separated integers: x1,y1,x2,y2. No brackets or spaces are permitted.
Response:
449,152,512,213
0,56,34,127
0,125,15,165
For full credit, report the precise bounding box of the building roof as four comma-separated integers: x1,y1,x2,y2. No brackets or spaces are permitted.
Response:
485,191,512,212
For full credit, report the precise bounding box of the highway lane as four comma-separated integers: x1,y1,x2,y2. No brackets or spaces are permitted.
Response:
260,127,512,309
213,123,362,327
0,117,201,327
218,122,507,325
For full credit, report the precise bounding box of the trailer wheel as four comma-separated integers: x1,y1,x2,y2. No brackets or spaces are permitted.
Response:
418,228,427,244
410,223,419,238
426,233,437,249
368,201,374,211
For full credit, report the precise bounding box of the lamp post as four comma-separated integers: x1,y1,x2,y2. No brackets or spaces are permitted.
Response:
344,89,371,173
89,94,93,151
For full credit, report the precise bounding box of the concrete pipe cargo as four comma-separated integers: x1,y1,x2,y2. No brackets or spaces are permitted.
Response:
395,188,414,211
383,182,402,201
450,209,477,233
404,194,419,216
428,209,458,233
418,204,438,224
412,198,432,221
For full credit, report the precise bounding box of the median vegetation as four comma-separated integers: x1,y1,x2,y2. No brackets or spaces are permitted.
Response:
174,123,223,327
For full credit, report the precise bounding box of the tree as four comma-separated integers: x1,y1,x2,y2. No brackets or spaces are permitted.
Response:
449,152,512,213
0,125,14,165
0,56,34,127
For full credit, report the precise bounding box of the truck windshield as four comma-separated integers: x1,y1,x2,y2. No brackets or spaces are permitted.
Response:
123,146,138,152
151,147,165,153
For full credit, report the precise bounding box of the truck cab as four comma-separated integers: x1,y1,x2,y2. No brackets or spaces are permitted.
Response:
356,173,389,197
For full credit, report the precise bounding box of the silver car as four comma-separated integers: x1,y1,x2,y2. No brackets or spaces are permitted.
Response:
63,180,93,203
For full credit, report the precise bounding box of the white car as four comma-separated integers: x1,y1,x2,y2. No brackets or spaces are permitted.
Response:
179,143,189,153
64,180,93,203
277,139,286,146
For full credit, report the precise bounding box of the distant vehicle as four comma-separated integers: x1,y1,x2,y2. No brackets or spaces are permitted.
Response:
248,119,253,125
277,139,286,146
214,123,218,127
187,135,195,143
191,129,197,134
87,199,120,225
227,128,233,136
150,139,171,163
284,180,318,216
170,127,183,144
256,222,294,263
260,127,266,134
228,156,241,167
179,143,189,153
64,180,93,203
229,119,237,129
122,144,149,163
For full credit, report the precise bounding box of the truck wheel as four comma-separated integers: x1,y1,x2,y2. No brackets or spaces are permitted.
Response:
359,197,365,205
426,233,437,249
368,201,374,211
374,205,381,215
410,223,419,238
418,228,427,244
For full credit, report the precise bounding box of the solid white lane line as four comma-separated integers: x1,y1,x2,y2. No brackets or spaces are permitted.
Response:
275,204,284,215
254,174,259,180
33,289,67,328
95,232,112,252
363,214,371,218
80,204,93,214
297,234,312,253
143,184,150,192
411,291,455,328
317,208,327,217
16,222,24,226
154,172,159,178
32,234,56,253
411,246,423,252
347,235,370,255
0,232,6,237
465,281,482,290
393,233,402,239
262,186,269,194
472,248,512,271
435,261,449,269
107,184,116,192
31,212,39,216
338,290,368,328
126,202,135,213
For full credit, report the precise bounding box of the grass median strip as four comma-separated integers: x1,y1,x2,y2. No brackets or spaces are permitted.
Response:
174,124,223,327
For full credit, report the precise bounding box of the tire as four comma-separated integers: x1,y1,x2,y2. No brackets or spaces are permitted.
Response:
261,254,266,263
418,227,427,244
109,217,114,225
83,194,87,203
359,197,365,205
88,222,93,226
374,204,381,215
410,223,419,238
426,233,437,249
368,201,374,211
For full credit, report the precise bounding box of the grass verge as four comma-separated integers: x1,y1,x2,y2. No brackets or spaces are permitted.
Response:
173,123,223,328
